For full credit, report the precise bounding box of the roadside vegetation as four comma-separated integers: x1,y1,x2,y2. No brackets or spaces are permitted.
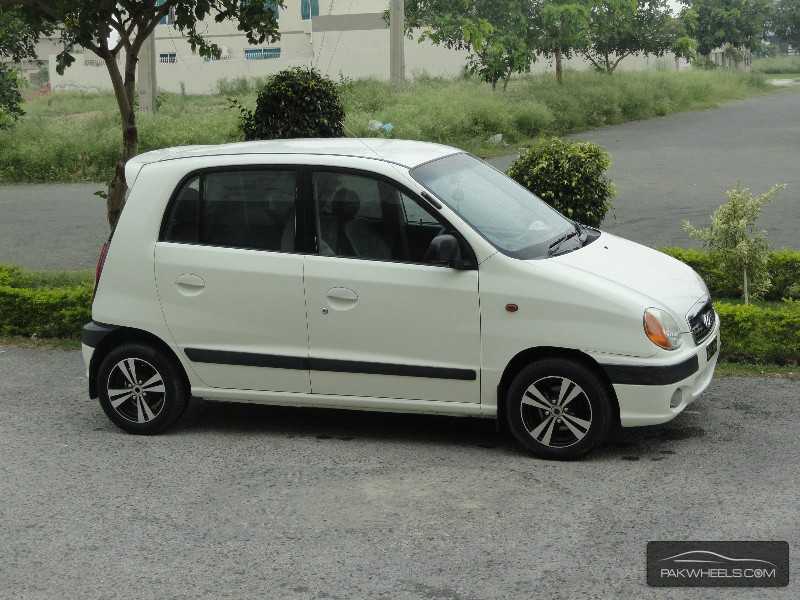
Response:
0,69,769,183
752,55,800,75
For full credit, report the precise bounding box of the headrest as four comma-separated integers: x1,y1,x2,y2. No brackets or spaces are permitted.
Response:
331,188,360,221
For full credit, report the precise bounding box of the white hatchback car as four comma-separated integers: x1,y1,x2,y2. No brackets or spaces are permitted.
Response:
83,139,719,459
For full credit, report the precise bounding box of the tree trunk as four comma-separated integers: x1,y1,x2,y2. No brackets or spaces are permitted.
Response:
502,75,510,91
743,268,749,305
555,49,563,84
104,51,140,231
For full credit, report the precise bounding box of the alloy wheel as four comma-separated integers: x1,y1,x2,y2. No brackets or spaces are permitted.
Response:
106,358,167,424
519,376,593,448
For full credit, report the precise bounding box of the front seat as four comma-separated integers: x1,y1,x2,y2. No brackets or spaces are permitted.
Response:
338,189,392,260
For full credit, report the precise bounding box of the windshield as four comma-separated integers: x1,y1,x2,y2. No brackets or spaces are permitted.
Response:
411,153,576,259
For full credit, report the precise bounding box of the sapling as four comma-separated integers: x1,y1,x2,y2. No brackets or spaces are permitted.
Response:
683,184,784,304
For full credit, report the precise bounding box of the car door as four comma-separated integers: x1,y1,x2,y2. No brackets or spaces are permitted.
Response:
304,168,481,404
155,166,311,393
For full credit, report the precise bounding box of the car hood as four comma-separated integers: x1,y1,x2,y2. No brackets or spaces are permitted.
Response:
548,232,707,322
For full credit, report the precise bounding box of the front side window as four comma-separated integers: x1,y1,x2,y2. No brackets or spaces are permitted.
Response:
312,171,454,265
162,169,298,252
411,153,576,259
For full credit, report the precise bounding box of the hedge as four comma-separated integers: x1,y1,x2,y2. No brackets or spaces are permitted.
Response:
716,301,800,365
661,247,800,301
0,265,92,338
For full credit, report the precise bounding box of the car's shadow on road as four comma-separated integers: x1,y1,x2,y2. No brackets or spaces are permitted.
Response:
171,398,706,461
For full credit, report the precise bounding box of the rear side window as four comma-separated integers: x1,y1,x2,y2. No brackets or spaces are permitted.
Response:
162,169,298,252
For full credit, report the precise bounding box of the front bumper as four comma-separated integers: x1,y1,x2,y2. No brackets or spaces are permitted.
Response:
603,315,720,427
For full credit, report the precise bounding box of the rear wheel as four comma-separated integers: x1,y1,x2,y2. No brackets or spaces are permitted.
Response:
96,343,188,434
506,358,613,459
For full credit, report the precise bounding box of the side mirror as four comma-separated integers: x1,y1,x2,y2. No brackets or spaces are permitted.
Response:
425,233,464,268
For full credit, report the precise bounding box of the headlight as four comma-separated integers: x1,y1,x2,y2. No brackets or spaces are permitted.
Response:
644,308,683,351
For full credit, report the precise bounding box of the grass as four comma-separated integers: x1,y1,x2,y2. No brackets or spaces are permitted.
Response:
0,336,80,349
716,361,799,379
0,69,771,183
752,55,800,75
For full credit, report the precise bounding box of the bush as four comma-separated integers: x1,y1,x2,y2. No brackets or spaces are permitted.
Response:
235,67,345,141
0,265,92,338
0,65,24,129
717,301,800,364
661,248,800,301
507,137,615,227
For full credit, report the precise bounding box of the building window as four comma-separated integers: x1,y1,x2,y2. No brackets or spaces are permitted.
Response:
301,0,319,20
159,53,177,64
240,0,280,20
156,0,176,25
244,47,281,60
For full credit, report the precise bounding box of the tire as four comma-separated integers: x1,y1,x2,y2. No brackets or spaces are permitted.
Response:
96,342,189,435
505,358,613,460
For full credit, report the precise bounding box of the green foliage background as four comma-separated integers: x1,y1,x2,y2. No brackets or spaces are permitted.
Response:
0,69,769,183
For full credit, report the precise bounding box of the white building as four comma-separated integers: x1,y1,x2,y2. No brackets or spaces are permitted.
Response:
48,1,687,94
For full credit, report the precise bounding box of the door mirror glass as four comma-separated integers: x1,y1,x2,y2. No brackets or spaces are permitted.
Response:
424,233,462,268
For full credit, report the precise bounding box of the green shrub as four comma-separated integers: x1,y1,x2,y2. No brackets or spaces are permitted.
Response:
507,137,615,227
661,248,800,301
0,265,92,338
0,284,91,338
717,301,800,364
235,67,345,141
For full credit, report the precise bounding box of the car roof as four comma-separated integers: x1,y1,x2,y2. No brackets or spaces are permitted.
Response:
128,138,461,170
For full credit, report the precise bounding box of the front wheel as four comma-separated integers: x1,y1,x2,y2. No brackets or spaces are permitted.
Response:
506,359,614,459
96,343,188,434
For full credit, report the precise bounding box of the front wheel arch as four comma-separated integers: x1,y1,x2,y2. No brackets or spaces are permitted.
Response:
496,347,620,432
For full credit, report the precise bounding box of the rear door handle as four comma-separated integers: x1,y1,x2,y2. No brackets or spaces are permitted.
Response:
175,273,205,295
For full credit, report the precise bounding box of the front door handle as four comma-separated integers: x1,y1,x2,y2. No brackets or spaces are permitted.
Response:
326,287,359,311
326,287,358,302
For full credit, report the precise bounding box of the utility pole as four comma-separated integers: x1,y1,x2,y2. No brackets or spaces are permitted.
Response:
389,0,405,86
138,29,158,113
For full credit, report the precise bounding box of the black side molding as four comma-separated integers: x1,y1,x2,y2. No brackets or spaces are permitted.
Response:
81,321,119,348
184,348,308,371
184,348,476,381
601,355,699,386
310,357,476,381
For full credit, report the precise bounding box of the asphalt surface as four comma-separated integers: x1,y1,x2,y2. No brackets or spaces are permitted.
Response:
1,90,799,271
1,346,798,599
489,89,800,249
0,183,108,270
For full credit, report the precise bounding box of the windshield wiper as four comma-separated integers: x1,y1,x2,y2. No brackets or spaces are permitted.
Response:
547,227,581,256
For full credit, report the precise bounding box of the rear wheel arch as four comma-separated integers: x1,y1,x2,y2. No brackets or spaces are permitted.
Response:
89,327,189,399
496,346,620,429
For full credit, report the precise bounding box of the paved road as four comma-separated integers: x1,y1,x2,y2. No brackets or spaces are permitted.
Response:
1,90,799,270
490,90,800,249
0,183,107,270
1,346,798,599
